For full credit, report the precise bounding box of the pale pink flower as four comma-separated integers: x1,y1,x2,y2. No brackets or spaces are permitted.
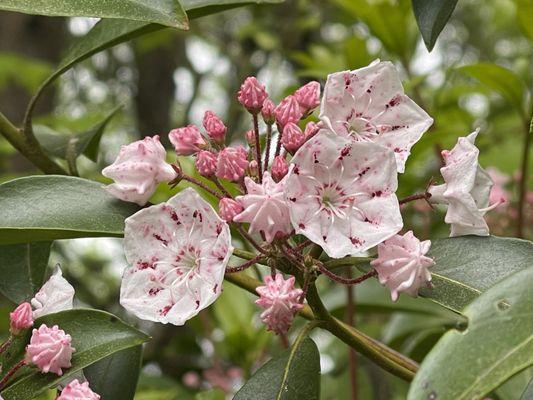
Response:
216,146,249,182
57,379,100,400
261,98,276,124
32,266,75,319
255,273,303,335
285,130,403,258
274,95,303,128
169,125,207,156
234,172,293,243
281,122,306,153
304,121,320,139
371,231,434,301
102,135,176,206
486,167,509,207
120,188,232,325
294,81,321,113
10,302,33,334
245,130,255,147
203,111,227,143
237,77,268,113
196,150,218,177
218,198,243,222
428,131,495,237
249,160,259,177
320,60,433,173
26,324,75,376
271,155,289,182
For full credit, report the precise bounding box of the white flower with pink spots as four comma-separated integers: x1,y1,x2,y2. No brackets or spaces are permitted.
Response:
120,188,232,325
320,60,433,173
285,130,403,258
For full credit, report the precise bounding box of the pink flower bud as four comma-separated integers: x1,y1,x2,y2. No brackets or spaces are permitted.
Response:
196,150,218,177
249,160,259,177
271,156,289,182
261,98,276,124
102,135,177,206
281,122,306,153
294,81,321,113
218,198,244,222
169,125,207,156
25,324,75,376
57,379,100,400
304,121,320,139
216,146,249,182
245,130,256,147
255,273,303,335
203,111,227,143
274,95,303,128
10,302,33,335
237,77,268,113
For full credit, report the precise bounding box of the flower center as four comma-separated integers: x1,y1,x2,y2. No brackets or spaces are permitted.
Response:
346,116,378,141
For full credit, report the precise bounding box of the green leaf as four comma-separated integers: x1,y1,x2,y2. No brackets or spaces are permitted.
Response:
457,63,526,112
182,0,283,19
195,389,225,400
0,175,139,245
521,378,533,400
84,346,143,400
0,0,188,29
34,106,121,162
0,309,150,400
234,336,320,400
0,242,51,304
515,0,533,41
420,236,533,312
408,266,533,400
412,0,458,52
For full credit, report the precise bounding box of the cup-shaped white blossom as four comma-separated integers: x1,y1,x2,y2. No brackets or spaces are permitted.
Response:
371,231,434,301
31,266,75,319
320,60,433,173
234,172,293,243
428,131,494,237
102,135,176,205
120,188,233,325
285,130,403,258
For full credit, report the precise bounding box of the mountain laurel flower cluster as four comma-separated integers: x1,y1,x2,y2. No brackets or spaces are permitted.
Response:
101,60,498,334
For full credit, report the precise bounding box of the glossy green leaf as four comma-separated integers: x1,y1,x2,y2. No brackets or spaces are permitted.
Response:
420,236,533,312
0,309,150,400
412,0,458,51
521,378,533,400
408,266,533,400
182,0,283,19
34,106,121,162
84,346,143,400
0,242,51,304
458,63,526,111
234,336,320,400
0,176,139,245
0,0,188,28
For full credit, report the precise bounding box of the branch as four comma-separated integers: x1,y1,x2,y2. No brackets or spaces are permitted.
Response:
517,114,532,238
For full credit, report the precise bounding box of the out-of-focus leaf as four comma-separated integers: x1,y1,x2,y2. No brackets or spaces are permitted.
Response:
458,63,526,112
234,336,320,400
412,0,458,51
521,377,533,399
0,242,51,304
420,236,533,312
0,0,188,28
34,106,121,162
0,309,150,400
408,267,533,400
515,0,533,40
194,389,225,400
0,176,139,245
0,54,52,92
84,346,143,400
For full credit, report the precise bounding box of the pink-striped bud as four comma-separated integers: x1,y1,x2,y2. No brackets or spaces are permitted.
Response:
249,160,259,177
195,150,218,177
203,111,227,143
271,156,289,182
10,302,33,335
294,81,320,113
274,95,302,128
304,121,320,139
261,98,276,124
25,324,75,376
216,146,249,182
281,122,306,153
237,77,268,113
218,198,244,222
169,125,207,156
245,130,256,147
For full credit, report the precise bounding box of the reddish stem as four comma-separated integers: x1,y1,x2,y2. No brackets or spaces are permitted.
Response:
399,192,431,205
346,270,357,400
264,123,272,172
226,254,264,273
274,123,283,159
209,177,233,198
233,224,268,254
252,113,263,182
0,336,12,355
318,264,377,285
0,360,25,390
